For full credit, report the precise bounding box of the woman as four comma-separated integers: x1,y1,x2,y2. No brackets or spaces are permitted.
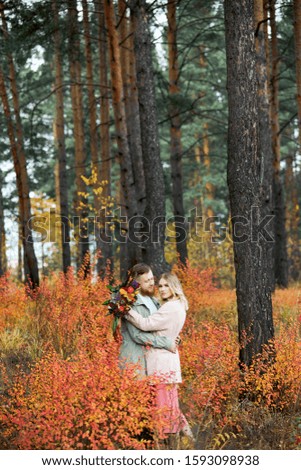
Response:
125,272,193,440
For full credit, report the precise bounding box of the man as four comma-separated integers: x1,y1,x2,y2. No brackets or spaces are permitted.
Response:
119,263,176,377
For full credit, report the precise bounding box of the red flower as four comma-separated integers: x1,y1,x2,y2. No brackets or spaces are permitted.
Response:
127,286,134,294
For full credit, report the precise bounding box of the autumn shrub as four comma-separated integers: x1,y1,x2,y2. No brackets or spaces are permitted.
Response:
25,267,112,359
0,268,300,450
240,327,301,411
176,274,301,448
0,273,33,379
0,273,28,332
0,270,169,450
0,346,166,450
180,319,239,426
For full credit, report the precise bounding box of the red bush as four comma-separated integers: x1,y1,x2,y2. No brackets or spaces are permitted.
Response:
0,347,164,449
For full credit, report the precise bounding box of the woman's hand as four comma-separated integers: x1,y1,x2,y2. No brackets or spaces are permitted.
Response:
168,335,181,353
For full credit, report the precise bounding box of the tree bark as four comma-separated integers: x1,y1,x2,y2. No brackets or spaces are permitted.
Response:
0,170,7,277
129,0,168,277
167,0,188,266
254,0,275,292
82,0,99,183
285,151,301,282
224,0,274,368
202,122,215,221
103,0,141,278
94,0,114,278
269,0,288,288
118,0,144,276
52,0,71,274
67,0,90,274
0,2,39,288
83,0,107,277
293,0,301,148
119,0,146,216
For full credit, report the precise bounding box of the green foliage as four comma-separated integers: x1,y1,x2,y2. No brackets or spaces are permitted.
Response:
0,0,299,278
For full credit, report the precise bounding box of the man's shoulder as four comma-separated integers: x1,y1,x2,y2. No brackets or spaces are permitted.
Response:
151,297,160,307
135,294,160,307
132,295,160,316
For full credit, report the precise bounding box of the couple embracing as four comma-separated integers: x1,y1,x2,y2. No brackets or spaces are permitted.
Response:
119,263,193,441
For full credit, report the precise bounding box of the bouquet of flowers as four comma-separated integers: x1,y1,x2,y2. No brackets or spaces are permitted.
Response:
103,279,140,337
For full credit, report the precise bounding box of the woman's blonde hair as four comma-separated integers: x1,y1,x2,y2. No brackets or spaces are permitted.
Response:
159,272,189,311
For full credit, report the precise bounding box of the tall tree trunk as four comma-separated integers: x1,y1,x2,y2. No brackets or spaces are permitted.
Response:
18,220,22,281
117,0,131,276
224,0,274,368
269,0,288,288
285,151,301,282
293,0,301,148
129,0,168,277
203,123,215,221
119,0,145,216
254,0,275,292
103,0,141,278
0,170,7,277
52,0,71,274
67,0,89,274
0,2,39,288
167,0,188,266
82,0,99,181
82,0,104,276
94,0,113,278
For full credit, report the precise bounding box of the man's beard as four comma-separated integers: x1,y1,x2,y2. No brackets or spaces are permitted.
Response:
140,286,155,297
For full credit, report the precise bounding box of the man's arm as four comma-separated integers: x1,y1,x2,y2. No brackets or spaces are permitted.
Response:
125,321,175,351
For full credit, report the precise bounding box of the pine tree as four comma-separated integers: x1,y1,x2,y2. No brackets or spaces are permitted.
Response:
0,1,39,287
167,0,188,266
104,0,142,277
129,0,168,276
52,0,71,274
224,0,274,367
269,0,289,288
67,0,90,274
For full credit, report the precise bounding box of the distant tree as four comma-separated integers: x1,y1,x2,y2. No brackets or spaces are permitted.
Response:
94,0,114,278
293,0,301,148
52,0,71,274
285,151,301,281
104,0,142,277
167,0,188,266
129,0,169,276
0,170,7,276
118,0,145,215
0,1,39,288
67,0,90,274
224,0,275,367
269,0,289,288
254,0,275,291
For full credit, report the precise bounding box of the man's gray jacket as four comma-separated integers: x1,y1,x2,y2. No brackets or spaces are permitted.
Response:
119,295,173,377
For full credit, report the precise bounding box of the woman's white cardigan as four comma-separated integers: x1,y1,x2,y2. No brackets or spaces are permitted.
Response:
126,299,186,383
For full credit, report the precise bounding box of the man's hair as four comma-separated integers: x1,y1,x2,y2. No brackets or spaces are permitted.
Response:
129,263,151,280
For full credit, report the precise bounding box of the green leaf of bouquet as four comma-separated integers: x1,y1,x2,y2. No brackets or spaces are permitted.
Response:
112,316,119,334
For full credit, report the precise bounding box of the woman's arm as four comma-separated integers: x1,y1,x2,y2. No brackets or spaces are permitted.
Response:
125,305,170,331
